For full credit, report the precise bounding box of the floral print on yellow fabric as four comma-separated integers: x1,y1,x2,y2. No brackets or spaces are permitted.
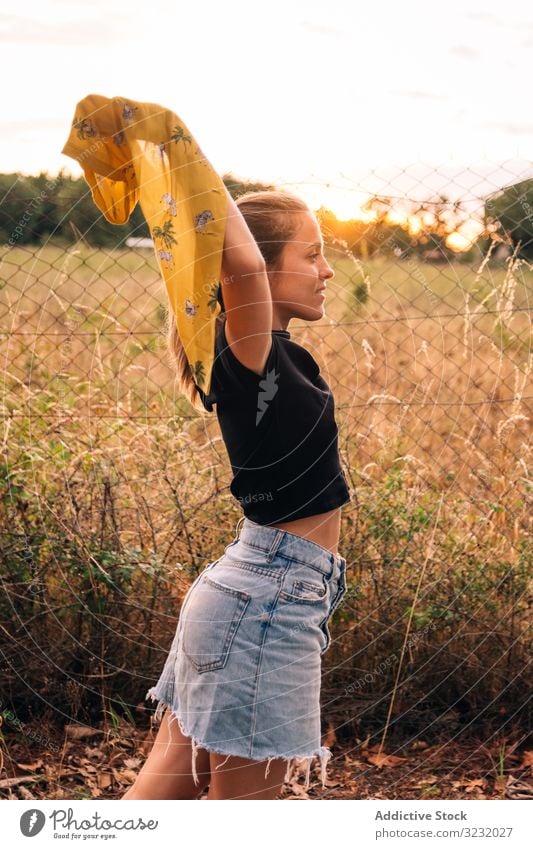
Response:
61,94,227,394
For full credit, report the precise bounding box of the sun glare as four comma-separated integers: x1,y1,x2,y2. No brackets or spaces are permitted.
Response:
296,185,376,223
446,220,484,252
407,216,422,235
384,210,405,226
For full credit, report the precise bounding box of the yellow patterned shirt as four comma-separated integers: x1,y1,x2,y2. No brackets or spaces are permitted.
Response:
61,93,227,395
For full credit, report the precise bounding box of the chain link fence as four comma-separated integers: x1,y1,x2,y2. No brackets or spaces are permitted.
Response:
0,166,531,739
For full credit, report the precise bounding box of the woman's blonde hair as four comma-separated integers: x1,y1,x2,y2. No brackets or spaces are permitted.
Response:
166,189,310,411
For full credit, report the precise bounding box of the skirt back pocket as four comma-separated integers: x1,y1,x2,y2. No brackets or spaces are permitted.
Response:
181,576,250,673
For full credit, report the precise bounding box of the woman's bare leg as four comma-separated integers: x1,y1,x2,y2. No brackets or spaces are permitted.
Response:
206,752,288,800
122,708,211,800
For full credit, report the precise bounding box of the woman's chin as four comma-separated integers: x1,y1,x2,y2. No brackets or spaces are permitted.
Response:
290,303,326,322
307,303,326,321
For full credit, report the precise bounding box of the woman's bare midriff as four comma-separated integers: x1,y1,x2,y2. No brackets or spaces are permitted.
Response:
267,506,342,556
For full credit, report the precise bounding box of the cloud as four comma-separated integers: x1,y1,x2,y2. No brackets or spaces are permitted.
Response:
465,11,502,25
449,45,479,58
0,118,66,132
0,12,122,45
482,121,533,136
390,90,448,102
299,19,347,38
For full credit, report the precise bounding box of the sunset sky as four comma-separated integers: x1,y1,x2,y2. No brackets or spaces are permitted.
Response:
1,0,533,243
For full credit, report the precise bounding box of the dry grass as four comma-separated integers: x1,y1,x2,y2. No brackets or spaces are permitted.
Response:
0,242,531,741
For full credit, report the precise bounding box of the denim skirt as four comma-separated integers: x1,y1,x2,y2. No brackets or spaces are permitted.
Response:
145,516,348,791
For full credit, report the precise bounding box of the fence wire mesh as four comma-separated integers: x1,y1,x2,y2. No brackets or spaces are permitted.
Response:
1,168,531,494
0,164,531,744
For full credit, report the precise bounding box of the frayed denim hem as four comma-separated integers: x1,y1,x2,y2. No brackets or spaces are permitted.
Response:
145,688,333,792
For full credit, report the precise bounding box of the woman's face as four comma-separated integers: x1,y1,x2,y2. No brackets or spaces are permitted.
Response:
268,211,335,328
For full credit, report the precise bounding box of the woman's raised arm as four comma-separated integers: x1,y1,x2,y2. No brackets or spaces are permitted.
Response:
219,188,273,376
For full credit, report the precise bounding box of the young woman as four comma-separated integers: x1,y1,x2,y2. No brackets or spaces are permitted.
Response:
123,189,351,801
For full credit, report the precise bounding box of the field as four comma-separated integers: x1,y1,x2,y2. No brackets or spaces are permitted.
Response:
0,243,531,798
1,243,530,478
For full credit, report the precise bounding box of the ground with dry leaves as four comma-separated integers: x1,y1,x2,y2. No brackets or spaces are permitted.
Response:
1,719,532,801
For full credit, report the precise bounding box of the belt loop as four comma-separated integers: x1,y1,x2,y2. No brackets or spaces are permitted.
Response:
233,516,246,543
265,529,284,563
235,515,246,539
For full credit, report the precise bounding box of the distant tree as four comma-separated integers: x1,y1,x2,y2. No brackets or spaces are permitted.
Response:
316,199,415,259
0,172,46,246
222,173,276,198
55,175,149,247
0,170,280,248
484,178,533,259
371,222,415,258
406,194,460,260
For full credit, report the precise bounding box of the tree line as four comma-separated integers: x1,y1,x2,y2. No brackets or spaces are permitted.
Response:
1,169,531,261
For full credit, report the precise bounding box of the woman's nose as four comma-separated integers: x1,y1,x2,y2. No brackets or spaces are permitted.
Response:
322,259,335,280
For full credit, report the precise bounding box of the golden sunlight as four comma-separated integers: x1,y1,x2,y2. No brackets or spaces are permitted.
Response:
299,184,376,223
385,210,405,225
446,232,472,252
446,220,484,252
290,182,484,254
407,216,422,235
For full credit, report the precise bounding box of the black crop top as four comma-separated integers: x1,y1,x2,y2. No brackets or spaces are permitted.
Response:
196,318,351,524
